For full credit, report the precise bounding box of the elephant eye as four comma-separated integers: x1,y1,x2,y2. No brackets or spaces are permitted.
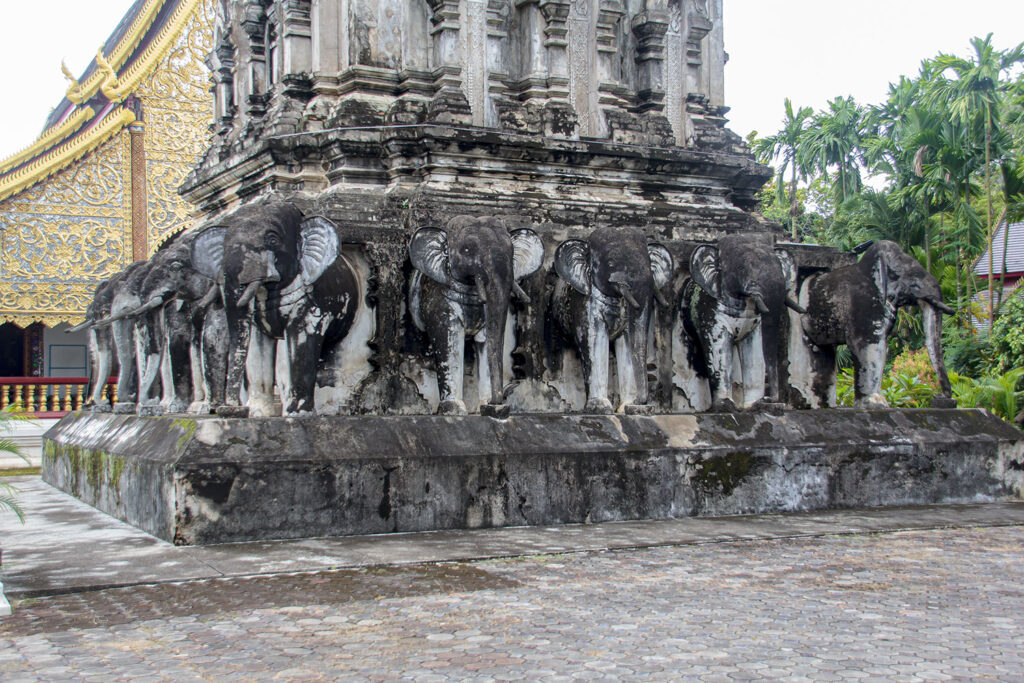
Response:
266,234,282,248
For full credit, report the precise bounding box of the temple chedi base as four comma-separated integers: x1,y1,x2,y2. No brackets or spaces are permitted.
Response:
44,1,1023,544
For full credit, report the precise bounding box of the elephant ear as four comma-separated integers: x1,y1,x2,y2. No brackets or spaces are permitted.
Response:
647,243,673,290
689,244,721,299
409,227,451,286
511,229,544,281
554,239,591,295
298,216,340,286
191,226,226,281
775,249,798,288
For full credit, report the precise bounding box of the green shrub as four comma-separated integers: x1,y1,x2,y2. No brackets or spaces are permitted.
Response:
0,405,32,523
991,291,1024,372
950,369,1024,423
835,368,938,408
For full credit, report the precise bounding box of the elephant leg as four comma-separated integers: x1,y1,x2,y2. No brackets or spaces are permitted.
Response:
852,341,889,408
282,313,329,416
135,320,162,409
704,314,737,412
197,307,227,413
246,330,278,417
164,325,193,414
737,323,765,408
474,334,491,410
112,319,137,405
584,303,612,414
613,333,634,408
435,314,467,415
89,330,114,408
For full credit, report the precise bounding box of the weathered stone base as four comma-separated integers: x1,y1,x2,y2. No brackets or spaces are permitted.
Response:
42,410,1023,545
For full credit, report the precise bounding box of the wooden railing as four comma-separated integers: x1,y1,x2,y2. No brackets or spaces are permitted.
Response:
0,378,117,417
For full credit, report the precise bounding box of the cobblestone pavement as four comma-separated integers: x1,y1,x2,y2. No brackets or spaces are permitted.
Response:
2,525,1023,681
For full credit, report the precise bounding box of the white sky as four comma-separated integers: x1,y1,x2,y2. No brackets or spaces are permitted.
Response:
0,1,1023,158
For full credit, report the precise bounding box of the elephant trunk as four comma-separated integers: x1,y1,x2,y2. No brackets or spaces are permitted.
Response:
614,281,641,309
236,280,263,309
626,307,650,405
920,299,953,398
481,277,509,406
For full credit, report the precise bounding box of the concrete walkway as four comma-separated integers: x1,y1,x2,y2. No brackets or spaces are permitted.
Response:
3,475,1024,599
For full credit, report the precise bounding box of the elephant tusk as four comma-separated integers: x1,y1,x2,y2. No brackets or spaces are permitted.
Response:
475,278,488,305
236,280,263,308
196,284,219,309
125,298,165,319
920,297,954,316
654,287,671,308
750,293,769,315
512,281,530,303
65,319,94,333
785,296,807,314
616,282,641,309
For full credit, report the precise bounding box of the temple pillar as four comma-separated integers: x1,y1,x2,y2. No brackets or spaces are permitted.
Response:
426,0,473,122
631,3,670,114
539,0,571,102
281,0,313,75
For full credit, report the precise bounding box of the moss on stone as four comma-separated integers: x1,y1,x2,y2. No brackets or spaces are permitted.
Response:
694,451,755,496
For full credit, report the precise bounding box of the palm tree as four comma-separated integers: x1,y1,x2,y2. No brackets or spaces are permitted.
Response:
929,34,1024,324
753,99,814,240
801,96,868,206
0,405,31,523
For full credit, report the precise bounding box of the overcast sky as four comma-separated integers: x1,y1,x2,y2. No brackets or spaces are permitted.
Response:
1,1,1023,159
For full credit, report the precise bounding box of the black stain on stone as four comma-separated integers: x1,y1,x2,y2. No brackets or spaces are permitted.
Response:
695,451,757,496
188,469,236,505
379,466,397,521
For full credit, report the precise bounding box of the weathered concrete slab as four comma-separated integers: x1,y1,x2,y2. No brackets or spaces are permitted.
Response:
42,410,1024,545
4,475,1024,599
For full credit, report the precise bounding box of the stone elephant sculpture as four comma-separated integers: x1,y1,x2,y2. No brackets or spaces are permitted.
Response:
553,226,673,413
791,239,955,408
65,277,119,411
95,260,155,412
114,235,227,414
408,216,544,416
686,233,805,411
191,202,359,417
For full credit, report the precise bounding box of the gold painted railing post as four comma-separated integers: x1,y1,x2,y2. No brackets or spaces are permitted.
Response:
15,385,24,410
1,385,8,409
73,385,83,411
62,385,72,411
24,385,34,412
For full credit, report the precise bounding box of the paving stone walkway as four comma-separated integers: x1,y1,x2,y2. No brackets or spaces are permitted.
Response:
3,524,1024,681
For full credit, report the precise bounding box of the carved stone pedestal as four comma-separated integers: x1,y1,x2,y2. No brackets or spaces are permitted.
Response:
42,410,1023,545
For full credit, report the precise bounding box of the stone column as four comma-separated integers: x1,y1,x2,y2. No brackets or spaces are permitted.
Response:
311,0,341,76
704,0,725,107
631,4,670,114
427,0,473,122
281,0,313,75
241,0,269,117
594,0,626,108
538,0,571,102
485,1,513,127
664,1,685,144
209,38,237,133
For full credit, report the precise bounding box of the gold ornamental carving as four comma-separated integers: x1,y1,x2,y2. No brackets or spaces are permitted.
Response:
0,0,215,326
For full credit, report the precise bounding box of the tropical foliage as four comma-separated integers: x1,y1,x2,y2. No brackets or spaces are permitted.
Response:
0,405,31,523
754,34,1024,425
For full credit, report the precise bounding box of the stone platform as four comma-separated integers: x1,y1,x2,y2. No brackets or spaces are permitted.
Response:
42,410,1023,545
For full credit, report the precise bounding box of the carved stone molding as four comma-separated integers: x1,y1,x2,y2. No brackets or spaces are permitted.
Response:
632,9,670,113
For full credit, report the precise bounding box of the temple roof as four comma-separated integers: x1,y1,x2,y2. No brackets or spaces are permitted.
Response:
975,221,1024,279
0,0,203,202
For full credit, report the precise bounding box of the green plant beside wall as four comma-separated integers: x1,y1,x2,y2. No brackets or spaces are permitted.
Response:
0,405,32,523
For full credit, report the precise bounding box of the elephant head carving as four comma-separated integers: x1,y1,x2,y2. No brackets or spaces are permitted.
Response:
191,202,359,416
553,226,673,413
408,215,544,415
796,239,954,408
687,233,804,411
